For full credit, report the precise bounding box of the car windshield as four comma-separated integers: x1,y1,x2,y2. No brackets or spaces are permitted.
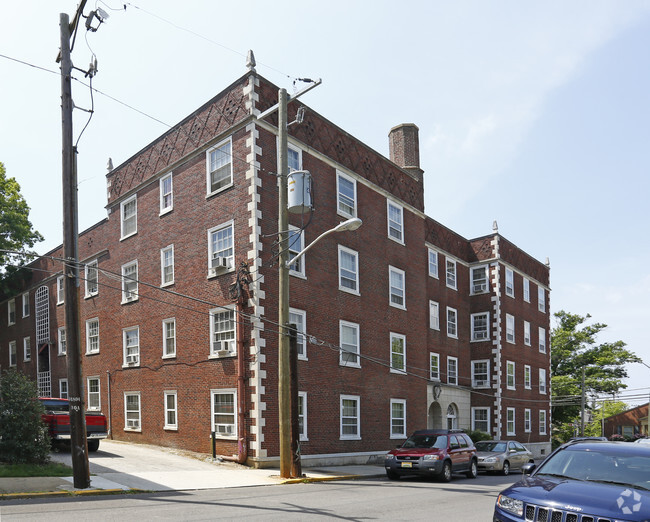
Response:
40,399,69,413
476,442,507,452
402,434,447,449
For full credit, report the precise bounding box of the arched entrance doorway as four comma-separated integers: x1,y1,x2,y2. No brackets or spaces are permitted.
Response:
428,401,443,429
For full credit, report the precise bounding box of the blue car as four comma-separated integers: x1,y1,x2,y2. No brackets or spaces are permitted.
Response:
494,441,650,521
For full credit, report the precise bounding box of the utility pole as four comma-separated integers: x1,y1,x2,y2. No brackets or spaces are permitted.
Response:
289,325,302,478
580,366,586,437
60,9,90,488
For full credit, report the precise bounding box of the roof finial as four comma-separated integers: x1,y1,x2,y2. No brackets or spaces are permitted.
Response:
246,50,256,72
492,220,498,233
107,157,113,172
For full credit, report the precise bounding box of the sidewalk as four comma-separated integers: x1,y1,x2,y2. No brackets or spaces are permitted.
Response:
0,440,385,499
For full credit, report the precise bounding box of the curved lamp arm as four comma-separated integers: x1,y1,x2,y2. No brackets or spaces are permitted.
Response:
286,217,362,268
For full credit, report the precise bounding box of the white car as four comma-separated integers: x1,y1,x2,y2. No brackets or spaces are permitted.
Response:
634,437,650,445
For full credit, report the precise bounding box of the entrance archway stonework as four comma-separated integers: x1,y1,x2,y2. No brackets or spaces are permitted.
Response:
427,384,471,431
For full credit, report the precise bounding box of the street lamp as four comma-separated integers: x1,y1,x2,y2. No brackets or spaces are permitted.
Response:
286,217,362,268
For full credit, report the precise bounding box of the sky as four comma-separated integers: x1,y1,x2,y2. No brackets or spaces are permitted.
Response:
1,1,649,401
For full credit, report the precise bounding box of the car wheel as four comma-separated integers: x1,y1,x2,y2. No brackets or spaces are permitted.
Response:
88,440,100,452
441,461,452,482
386,470,400,480
466,459,478,479
502,461,510,476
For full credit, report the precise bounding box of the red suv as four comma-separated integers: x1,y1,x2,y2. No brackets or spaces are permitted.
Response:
385,429,478,482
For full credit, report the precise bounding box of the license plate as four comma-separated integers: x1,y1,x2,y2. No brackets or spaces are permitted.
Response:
401,462,412,468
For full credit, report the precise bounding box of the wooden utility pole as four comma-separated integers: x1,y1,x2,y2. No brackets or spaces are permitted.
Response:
289,325,302,478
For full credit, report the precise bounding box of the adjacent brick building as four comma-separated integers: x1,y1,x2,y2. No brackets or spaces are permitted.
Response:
0,67,552,465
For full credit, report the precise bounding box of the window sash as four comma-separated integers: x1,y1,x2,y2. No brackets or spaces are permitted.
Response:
337,174,356,216
429,301,440,330
472,361,489,386
87,319,99,353
447,308,457,337
471,313,489,340
212,392,235,436
340,397,359,437
160,175,173,210
161,247,174,285
471,266,488,293
505,268,514,296
85,261,99,296
389,268,405,307
87,378,100,410
165,392,177,428
210,225,234,260
430,353,440,380
446,260,456,288
507,362,515,388
288,227,304,274
428,250,438,277
390,335,405,372
387,202,403,241
209,142,232,193
390,400,406,437
289,309,306,358
164,320,176,357
121,198,137,237
472,408,489,433
211,310,236,354
339,248,358,291
447,357,458,385
340,322,359,366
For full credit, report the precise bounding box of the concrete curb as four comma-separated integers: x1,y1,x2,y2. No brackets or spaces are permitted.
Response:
0,488,143,501
281,472,385,484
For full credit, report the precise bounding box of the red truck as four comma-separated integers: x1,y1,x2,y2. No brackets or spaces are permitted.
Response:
40,398,108,452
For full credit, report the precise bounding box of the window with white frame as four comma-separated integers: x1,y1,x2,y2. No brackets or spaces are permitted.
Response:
206,139,233,195
7,299,16,325
160,173,173,214
446,307,457,338
58,327,66,355
163,318,176,358
120,195,137,239
22,292,29,317
387,200,404,243
86,318,100,354
539,410,547,435
524,365,531,389
339,320,360,367
338,245,359,294
524,409,531,432
164,391,178,430
430,353,440,380
298,391,307,441
288,226,305,276
538,286,546,312
507,407,516,435
471,265,488,294
287,143,302,172
539,368,547,394
446,259,457,289
506,360,515,389
429,301,440,330
390,399,406,438
524,321,531,346
208,221,234,272
124,392,141,430
505,267,514,297
390,333,406,373
428,248,438,278
210,308,236,356
57,276,64,305
337,171,356,217
23,337,31,361
523,277,530,302
340,395,360,439
389,266,405,309
506,314,515,343
9,341,17,367
85,259,99,297
472,407,490,433
539,327,546,353
289,308,307,360
472,360,489,388
161,245,174,286
59,379,68,399
211,389,236,438
123,327,140,366
471,312,489,341
447,356,458,385
87,377,100,410
121,261,138,303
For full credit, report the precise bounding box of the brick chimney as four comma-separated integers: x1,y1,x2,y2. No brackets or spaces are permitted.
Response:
388,123,423,182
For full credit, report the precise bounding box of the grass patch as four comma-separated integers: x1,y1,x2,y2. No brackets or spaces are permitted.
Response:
0,461,73,478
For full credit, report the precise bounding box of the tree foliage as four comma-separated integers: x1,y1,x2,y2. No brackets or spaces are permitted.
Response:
0,369,51,464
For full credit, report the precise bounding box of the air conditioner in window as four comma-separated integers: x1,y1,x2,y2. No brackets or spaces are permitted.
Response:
125,292,136,302
127,419,139,428
215,423,233,436
474,380,488,387
212,340,235,357
209,256,230,277
125,354,138,365
474,331,488,340
473,283,487,293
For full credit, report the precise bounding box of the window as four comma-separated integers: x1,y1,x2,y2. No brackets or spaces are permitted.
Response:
472,407,490,433
160,173,173,214
298,391,307,441
524,409,531,432
288,226,305,276
507,407,516,435
9,341,17,367
472,360,489,388
57,276,64,305
161,245,174,286
86,318,100,354
287,143,302,172
120,195,137,239
340,395,360,439
163,318,176,358
211,389,236,438
524,321,531,346
539,327,546,353
471,312,489,341
208,221,234,273
87,377,100,410
206,139,233,195
539,369,547,394
85,260,98,297
446,259,457,289
523,278,530,302
446,307,457,338
22,292,29,317
123,327,140,366
121,261,138,303
58,327,66,355
59,379,68,399
429,301,440,330
23,337,31,361
337,171,356,217
524,365,531,389
506,314,515,343
164,391,178,430
506,361,515,389
538,286,546,312
428,249,438,278
471,265,488,294
388,266,405,309
390,399,406,438
429,353,440,380
390,333,406,373
124,392,141,430
447,356,458,385
338,245,359,294
539,410,547,435
387,200,404,243
289,308,307,360
210,308,236,356
505,267,514,297
339,321,360,367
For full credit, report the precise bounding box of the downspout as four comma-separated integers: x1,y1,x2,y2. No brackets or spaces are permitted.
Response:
106,370,112,439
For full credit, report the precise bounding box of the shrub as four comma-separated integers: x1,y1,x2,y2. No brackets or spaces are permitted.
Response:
608,434,625,442
467,430,492,443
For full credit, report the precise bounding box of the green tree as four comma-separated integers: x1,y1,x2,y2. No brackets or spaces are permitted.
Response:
0,161,43,295
584,400,628,437
0,369,51,464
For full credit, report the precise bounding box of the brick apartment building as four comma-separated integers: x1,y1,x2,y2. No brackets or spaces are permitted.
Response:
0,67,551,465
